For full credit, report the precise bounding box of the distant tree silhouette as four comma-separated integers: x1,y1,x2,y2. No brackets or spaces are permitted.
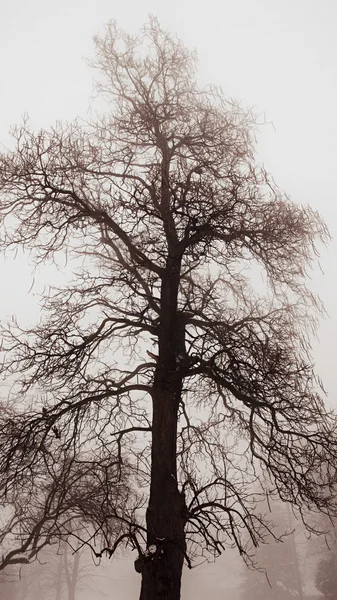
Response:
312,513,337,600
316,551,337,600
240,497,303,600
0,17,336,600
0,570,18,600
5,541,98,600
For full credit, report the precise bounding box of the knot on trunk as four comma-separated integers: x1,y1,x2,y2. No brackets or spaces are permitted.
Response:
134,542,165,574
134,554,145,574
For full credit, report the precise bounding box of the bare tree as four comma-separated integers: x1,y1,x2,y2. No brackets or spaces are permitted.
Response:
0,17,336,600
315,548,337,600
240,494,303,600
0,567,19,600
3,541,99,600
0,414,133,572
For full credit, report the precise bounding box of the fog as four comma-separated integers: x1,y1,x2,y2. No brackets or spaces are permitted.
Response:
1,0,336,394
1,510,325,599
0,0,336,598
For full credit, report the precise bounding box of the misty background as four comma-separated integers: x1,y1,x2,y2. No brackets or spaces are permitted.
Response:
0,0,336,598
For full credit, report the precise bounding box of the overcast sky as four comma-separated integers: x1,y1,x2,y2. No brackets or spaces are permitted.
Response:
1,0,336,596
2,0,335,396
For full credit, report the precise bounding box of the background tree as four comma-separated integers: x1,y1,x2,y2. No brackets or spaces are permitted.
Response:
1,541,100,600
0,17,336,600
0,567,20,600
0,419,131,574
16,542,99,600
315,551,337,600
240,495,304,600
305,510,337,599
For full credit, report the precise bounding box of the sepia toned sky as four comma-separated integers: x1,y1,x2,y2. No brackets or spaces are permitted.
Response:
0,1,336,596
0,6,335,413
1,0,337,385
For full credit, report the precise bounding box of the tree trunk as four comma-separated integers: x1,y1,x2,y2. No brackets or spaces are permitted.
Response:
64,542,80,600
68,550,79,600
55,552,63,600
137,259,186,600
137,385,186,600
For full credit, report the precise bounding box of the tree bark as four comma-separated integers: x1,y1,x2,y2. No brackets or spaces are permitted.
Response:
137,260,187,600
138,386,186,600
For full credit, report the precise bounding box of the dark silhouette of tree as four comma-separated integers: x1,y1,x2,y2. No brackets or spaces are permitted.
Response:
0,432,131,574
0,17,336,600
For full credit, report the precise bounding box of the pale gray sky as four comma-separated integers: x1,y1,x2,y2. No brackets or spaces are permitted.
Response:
0,1,336,595
1,0,335,396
